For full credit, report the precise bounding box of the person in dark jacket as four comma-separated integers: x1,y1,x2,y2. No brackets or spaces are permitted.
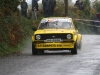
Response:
50,0,56,16
21,0,28,18
32,0,39,19
74,0,80,9
42,0,50,17
74,0,84,10
79,2,84,10
32,0,38,11
42,0,44,6
93,13,100,34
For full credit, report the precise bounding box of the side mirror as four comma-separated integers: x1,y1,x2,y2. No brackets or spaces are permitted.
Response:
32,27,37,31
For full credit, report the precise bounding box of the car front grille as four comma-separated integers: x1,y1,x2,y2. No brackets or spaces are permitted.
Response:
35,34,73,40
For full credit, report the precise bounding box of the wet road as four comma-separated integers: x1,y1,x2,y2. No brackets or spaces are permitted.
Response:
0,35,100,75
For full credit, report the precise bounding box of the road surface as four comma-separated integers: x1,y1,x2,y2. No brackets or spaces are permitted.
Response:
0,35,100,75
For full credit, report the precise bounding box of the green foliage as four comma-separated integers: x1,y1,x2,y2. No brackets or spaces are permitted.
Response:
81,0,91,19
54,1,65,17
93,1,100,12
0,13,33,56
74,21,95,34
66,0,98,34
0,0,20,12
0,0,35,56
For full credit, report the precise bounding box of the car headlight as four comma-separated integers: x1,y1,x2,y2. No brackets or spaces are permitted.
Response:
67,34,72,39
36,35,41,40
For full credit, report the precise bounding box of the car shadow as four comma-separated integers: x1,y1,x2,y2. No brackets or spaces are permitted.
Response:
20,50,77,56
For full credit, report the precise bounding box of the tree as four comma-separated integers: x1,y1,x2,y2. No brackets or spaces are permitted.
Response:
93,0,100,12
83,0,91,18
64,0,68,16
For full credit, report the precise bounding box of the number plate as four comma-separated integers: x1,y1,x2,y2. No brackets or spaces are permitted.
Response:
44,39,63,42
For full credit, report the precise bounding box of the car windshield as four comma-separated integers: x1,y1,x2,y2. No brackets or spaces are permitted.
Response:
38,21,73,29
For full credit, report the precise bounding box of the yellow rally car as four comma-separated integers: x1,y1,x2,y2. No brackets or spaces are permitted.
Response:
32,17,82,55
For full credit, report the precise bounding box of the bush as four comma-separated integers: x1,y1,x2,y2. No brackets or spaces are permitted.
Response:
0,0,20,12
0,13,33,56
93,1,100,13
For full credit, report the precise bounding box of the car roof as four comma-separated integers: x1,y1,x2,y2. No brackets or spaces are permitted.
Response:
42,17,72,20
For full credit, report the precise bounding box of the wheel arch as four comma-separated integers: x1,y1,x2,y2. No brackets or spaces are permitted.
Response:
77,34,82,44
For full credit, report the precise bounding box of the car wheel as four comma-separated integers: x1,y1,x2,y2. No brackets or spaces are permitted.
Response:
78,41,82,50
71,43,77,54
38,50,44,55
32,42,38,55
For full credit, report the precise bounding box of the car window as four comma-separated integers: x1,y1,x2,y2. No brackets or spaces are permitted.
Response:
62,22,72,28
39,21,73,29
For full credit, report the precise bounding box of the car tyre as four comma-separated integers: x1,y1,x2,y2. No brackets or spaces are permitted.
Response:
78,41,82,50
38,50,44,55
32,42,38,55
71,43,77,54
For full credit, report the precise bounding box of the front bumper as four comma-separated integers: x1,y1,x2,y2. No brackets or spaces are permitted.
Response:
33,42,75,50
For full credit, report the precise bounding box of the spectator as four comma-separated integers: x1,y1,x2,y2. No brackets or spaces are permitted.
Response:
50,0,56,16
32,0,38,12
93,13,100,34
32,0,39,19
74,0,84,10
21,0,28,18
74,0,80,9
42,0,44,5
79,2,84,10
42,0,50,17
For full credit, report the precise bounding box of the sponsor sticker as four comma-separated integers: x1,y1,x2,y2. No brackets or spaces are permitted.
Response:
47,19,54,22
36,44,62,47
54,19,71,22
41,19,71,23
